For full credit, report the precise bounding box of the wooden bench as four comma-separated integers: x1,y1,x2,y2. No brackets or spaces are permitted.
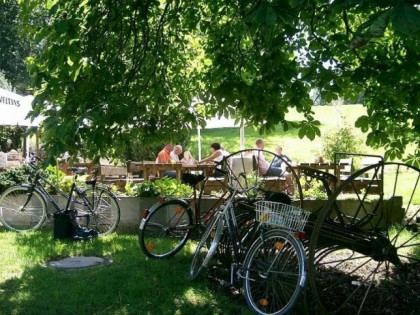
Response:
97,165,126,180
352,157,383,194
339,158,353,181
261,177,287,192
126,161,145,182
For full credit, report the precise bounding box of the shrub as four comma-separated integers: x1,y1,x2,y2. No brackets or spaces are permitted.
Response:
299,178,328,200
0,165,31,193
321,124,363,162
125,177,193,198
43,165,87,194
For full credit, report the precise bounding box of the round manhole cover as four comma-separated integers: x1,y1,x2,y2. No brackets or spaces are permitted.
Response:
48,256,111,270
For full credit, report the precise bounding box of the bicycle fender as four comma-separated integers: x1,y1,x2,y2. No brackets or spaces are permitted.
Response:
149,198,190,214
139,198,190,229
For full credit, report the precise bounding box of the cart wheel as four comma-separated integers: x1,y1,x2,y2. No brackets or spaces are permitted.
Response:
308,162,420,314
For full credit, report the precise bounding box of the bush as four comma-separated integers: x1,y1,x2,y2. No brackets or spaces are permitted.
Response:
299,178,328,200
321,124,363,162
125,177,193,198
0,165,31,193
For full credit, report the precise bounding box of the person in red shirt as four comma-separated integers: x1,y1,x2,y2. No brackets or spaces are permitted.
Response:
156,144,174,163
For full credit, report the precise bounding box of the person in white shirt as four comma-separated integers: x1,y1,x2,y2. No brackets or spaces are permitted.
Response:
171,145,195,164
253,139,283,176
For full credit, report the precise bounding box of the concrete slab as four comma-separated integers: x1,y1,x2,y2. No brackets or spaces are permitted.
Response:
48,256,111,270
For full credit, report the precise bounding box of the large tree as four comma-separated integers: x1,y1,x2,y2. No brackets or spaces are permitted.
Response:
20,0,420,165
0,0,31,93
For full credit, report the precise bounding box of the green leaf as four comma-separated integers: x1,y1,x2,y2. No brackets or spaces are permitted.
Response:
33,28,49,43
289,0,304,9
390,4,420,35
369,12,389,38
355,115,369,132
72,66,81,81
404,152,420,168
255,5,277,27
46,0,59,10
298,125,306,139
54,20,70,34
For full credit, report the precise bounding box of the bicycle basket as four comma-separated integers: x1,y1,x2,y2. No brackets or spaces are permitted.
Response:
255,201,310,231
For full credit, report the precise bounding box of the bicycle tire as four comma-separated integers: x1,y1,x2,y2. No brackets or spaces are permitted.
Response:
74,187,120,235
189,210,225,280
0,185,47,232
243,229,307,315
138,199,193,259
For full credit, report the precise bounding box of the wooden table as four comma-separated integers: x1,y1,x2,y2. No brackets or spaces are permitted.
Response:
136,162,216,181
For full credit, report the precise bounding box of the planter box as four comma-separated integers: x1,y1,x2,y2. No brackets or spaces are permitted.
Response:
42,195,403,234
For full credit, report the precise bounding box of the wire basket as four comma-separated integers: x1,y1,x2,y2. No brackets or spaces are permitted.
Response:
255,201,310,231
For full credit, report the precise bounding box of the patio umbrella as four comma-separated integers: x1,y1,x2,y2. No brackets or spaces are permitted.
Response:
0,88,40,127
0,88,42,159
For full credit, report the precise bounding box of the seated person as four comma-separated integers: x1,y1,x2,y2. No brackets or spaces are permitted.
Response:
254,139,294,195
156,144,174,163
196,142,227,177
170,145,195,164
273,145,295,195
157,144,176,178
253,139,283,176
182,151,195,165
272,145,293,169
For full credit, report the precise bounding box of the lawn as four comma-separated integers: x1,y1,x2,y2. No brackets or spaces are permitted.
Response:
0,230,259,315
190,104,373,162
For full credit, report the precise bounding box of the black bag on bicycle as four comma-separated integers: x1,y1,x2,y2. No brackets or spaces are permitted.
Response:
53,210,74,240
265,191,291,205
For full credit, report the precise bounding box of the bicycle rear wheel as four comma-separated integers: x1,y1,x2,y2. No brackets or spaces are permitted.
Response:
190,210,224,280
139,199,193,259
243,229,307,315
75,187,120,234
0,186,47,232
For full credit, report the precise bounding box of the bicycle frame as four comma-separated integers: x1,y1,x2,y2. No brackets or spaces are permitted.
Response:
24,165,97,217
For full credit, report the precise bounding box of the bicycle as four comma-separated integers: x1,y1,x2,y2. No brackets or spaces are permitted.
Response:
138,149,304,259
0,161,120,234
189,180,310,315
138,170,230,259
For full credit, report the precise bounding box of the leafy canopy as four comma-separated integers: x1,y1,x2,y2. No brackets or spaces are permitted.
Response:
18,0,420,165
0,0,31,93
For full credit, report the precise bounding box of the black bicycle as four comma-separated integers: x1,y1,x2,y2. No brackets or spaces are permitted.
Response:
0,162,120,234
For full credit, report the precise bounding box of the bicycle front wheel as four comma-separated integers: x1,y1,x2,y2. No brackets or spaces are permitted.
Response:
139,199,193,259
243,229,307,315
0,186,47,232
75,187,120,235
189,211,224,280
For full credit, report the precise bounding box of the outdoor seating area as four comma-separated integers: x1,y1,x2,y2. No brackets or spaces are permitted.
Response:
0,149,25,171
1,2,419,313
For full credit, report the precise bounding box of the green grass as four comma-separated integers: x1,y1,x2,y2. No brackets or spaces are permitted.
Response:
0,230,256,315
190,105,374,162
